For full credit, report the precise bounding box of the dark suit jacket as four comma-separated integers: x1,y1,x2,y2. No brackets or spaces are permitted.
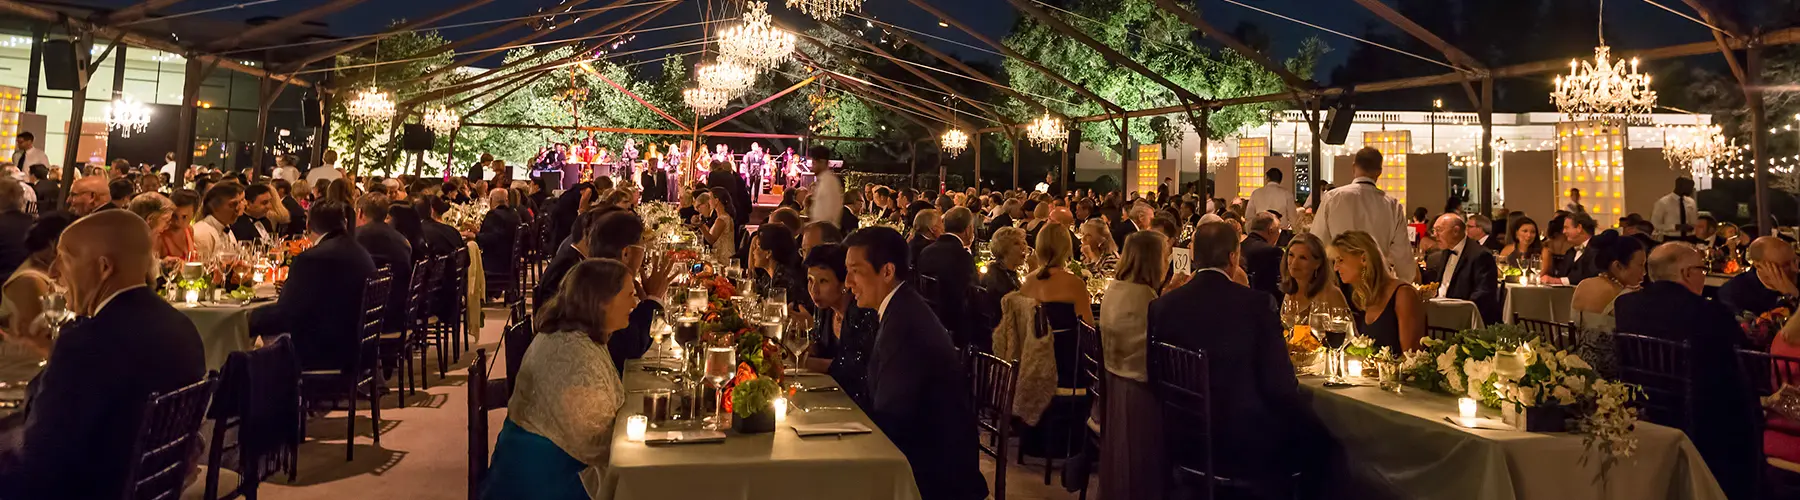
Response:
230,215,274,242
548,185,589,247
1718,268,1786,319
252,233,377,370
1240,232,1284,301
31,180,58,213
1479,234,1505,253
1148,271,1321,486
984,213,1013,238
1424,239,1501,324
281,196,307,237
422,220,464,259
534,241,583,309
1613,281,1759,500
0,287,206,499
866,283,987,500
476,205,521,275
908,234,933,266
356,221,415,331
1110,219,1138,249
1557,243,1600,284
916,234,977,347
706,170,750,226
904,200,934,227
0,210,32,279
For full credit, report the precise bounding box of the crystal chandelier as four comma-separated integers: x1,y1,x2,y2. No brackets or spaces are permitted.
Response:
940,128,969,157
1201,139,1230,172
786,0,863,21
105,94,151,138
1659,123,1729,174
718,2,794,70
684,87,729,116
697,61,756,97
1550,0,1655,125
346,86,396,126
422,105,459,135
1025,112,1065,151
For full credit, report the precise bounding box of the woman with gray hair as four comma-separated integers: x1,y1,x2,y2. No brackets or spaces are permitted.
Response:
980,226,1029,298
1078,219,1118,277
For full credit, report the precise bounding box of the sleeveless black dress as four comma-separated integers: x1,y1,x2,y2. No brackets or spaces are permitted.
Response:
1355,290,1404,352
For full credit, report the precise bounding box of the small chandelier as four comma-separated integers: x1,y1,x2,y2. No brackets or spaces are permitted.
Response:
940,128,969,157
718,2,794,70
422,105,459,135
787,0,863,21
1025,112,1065,151
1660,123,1729,174
684,87,729,116
1550,0,1654,125
346,86,396,126
1201,139,1230,172
105,94,151,138
697,61,756,97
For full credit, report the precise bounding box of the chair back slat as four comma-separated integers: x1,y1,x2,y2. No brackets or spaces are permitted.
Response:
1613,333,1691,430
469,349,511,500
1148,341,1214,498
1426,326,1459,343
967,350,1015,500
127,376,219,500
502,319,534,387
1079,323,1105,401
1737,349,1800,398
1514,314,1576,350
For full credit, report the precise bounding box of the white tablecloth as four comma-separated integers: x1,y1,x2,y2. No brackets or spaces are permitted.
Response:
178,300,274,370
593,361,921,500
1501,284,1575,324
1425,298,1485,332
1303,378,1725,500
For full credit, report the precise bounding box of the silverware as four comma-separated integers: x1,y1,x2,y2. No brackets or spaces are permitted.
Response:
801,385,841,393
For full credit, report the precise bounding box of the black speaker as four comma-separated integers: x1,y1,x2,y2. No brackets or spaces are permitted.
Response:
1067,127,1082,154
401,123,435,151
538,170,562,190
42,39,83,91
1323,102,1356,145
301,97,322,128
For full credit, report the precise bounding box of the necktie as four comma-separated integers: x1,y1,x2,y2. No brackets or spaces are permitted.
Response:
1677,195,1688,236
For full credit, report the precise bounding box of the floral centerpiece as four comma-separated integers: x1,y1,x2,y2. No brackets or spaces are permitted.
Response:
1397,325,1641,478
1739,303,1793,349
690,273,785,432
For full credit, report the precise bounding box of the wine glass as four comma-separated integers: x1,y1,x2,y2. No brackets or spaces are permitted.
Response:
782,314,813,372
702,346,736,429
39,291,73,339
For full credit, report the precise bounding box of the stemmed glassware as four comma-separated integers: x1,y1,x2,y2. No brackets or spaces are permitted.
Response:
1309,306,1355,384
39,291,73,340
702,346,736,429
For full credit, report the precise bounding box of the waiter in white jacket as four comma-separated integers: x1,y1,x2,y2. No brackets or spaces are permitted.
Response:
1311,147,1416,282
1245,167,1295,227
807,146,844,231
1650,177,1698,241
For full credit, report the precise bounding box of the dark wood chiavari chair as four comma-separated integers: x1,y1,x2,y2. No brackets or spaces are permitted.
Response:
1426,326,1460,343
300,270,390,461
1025,305,1092,485
510,221,531,303
125,375,218,500
1513,313,1577,350
1736,349,1800,497
381,259,432,398
1613,333,1692,431
969,350,1017,500
1148,341,1218,500
205,335,302,500
421,254,451,379
467,348,511,500
916,274,942,312
502,307,535,392
1070,323,1107,500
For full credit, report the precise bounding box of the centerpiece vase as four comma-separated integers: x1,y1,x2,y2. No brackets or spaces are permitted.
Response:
732,403,777,433
1503,404,1571,432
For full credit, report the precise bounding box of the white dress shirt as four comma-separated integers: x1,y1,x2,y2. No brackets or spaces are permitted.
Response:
274,166,301,184
192,215,237,261
11,148,48,170
305,163,343,184
876,282,903,319
160,161,177,178
1650,192,1698,239
1246,181,1295,225
1311,176,1416,282
1438,238,1465,299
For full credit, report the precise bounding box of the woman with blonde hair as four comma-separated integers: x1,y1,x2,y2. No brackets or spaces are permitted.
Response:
994,221,1091,431
1330,230,1423,351
1078,219,1118,276
484,258,635,498
1097,230,1169,500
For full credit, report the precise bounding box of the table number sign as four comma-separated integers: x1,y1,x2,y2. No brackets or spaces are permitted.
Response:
1170,247,1192,275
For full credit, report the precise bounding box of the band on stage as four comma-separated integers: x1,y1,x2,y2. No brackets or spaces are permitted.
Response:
527,133,816,197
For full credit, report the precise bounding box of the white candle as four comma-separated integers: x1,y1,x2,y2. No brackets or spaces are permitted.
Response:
1458,397,1478,419
774,397,787,421
626,415,647,441
183,289,199,306
1346,359,1363,378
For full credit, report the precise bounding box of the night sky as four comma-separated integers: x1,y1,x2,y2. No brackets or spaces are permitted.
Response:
85,0,1715,83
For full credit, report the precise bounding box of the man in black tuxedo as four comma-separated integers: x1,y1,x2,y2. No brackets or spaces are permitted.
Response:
845,226,986,500
275,179,308,237
1147,221,1324,497
1555,213,1599,284
466,153,491,182
355,192,415,332
705,161,749,227
476,188,521,300
0,211,205,499
231,182,276,242
417,195,465,323
251,201,378,371
1718,236,1797,318
1613,243,1759,500
1111,202,1151,249
549,176,606,246
1469,214,1505,252
902,189,933,227
1240,212,1285,301
984,198,1019,237
916,207,978,348
907,209,941,265
1424,213,1501,324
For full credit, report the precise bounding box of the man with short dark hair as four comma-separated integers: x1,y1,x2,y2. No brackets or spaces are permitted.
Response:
1150,221,1323,496
1247,167,1294,225
27,164,57,213
251,200,376,371
844,226,986,500
917,206,978,348
1555,213,1599,283
1652,177,1699,241
10,132,48,171
192,182,244,259
231,183,276,242
356,192,414,332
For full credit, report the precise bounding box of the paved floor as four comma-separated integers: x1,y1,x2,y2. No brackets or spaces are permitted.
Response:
257,307,1085,500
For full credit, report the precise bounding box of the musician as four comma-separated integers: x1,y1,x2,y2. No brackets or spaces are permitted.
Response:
777,147,795,189
553,143,577,190
745,143,768,195
621,139,640,181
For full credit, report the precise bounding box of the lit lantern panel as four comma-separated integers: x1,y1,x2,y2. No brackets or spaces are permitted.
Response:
1237,137,1268,199
1556,121,1626,220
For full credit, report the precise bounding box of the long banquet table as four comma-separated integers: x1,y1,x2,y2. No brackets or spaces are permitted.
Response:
590,360,921,500
1302,377,1725,500
179,300,273,370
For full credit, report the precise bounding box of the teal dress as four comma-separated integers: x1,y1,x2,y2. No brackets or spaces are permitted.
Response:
481,420,590,500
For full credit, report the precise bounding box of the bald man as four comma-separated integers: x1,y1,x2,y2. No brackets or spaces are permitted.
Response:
65,175,111,215
1425,213,1500,323
1719,236,1799,317
0,210,204,499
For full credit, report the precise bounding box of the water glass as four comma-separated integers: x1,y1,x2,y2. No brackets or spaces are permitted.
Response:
40,292,72,339
702,347,736,429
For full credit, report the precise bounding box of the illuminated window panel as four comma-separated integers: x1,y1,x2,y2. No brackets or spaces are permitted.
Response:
1361,130,1410,206
1555,122,1626,223
1136,144,1162,198
1237,137,1268,198
0,86,22,164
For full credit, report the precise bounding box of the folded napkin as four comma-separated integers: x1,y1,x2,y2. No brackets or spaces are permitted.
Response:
791,422,873,437
643,429,727,444
1442,416,1515,431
